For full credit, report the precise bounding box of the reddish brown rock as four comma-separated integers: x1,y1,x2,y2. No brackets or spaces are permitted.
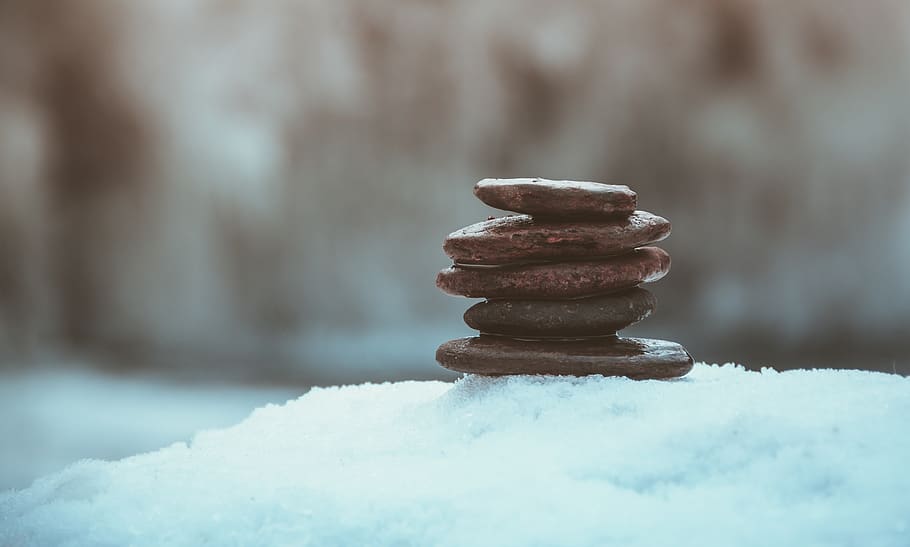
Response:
436,247,670,299
474,178,636,218
436,336,694,379
463,288,656,337
443,211,670,265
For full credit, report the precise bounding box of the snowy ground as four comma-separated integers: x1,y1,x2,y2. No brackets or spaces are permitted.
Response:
0,367,301,491
2,364,909,546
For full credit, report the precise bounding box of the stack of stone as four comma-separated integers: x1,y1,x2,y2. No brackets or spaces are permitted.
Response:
436,178,693,380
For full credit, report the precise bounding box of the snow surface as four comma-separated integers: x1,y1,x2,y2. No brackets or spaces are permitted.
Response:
2,364,909,546
0,367,300,490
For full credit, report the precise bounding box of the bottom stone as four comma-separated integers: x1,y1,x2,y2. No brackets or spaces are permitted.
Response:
436,336,693,379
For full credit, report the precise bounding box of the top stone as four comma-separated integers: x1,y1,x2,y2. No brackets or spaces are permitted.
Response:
474,178,637,218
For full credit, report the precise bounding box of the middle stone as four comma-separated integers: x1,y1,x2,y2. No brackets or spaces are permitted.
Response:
463,287,656,337
443,210,670,265
436,246,671,299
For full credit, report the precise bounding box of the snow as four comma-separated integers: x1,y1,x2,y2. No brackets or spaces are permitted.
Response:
0,367,300,491
2,364,909,546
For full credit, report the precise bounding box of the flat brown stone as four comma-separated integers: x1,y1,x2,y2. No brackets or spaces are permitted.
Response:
463,288,656,337
474,178,636,218
436,336,694,379
436,247,670,299
443,211,670,265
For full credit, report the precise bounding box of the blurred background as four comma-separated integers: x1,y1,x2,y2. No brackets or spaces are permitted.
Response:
2,0,909,489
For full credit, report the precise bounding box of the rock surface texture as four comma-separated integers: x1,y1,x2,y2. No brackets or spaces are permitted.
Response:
436,178,693,379
462,288,656,337
443,211,671,265
436,336,693,379
474,178,637,218
436,247,670,299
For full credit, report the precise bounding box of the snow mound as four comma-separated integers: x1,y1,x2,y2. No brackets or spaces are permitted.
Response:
2,364,909,546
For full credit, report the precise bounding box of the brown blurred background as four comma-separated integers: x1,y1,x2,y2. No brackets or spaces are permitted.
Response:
1,0,909,487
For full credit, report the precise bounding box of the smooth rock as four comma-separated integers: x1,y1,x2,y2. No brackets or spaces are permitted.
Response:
474,178,636,218
436,247,670,299
463,288,656,337
436,336,694,379
443,211,670,265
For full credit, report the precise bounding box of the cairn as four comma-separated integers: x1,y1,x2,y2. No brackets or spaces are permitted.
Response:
436,178,693,379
